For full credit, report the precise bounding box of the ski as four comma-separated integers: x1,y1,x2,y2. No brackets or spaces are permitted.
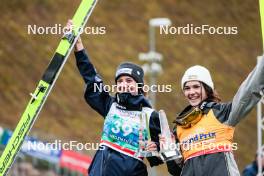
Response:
260,0,264,49
0,0,98,175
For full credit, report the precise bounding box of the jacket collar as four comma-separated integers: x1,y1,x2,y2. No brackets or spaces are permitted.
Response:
115,93,152,111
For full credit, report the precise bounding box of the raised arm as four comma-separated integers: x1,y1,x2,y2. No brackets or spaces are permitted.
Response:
74,38,114,117
226,55,264,126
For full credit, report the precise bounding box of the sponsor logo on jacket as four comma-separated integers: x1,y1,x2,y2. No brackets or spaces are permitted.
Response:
182,132,216,144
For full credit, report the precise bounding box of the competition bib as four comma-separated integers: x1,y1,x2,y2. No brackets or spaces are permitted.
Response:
100,103,153,159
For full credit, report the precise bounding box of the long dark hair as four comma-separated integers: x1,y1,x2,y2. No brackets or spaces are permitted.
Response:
202,82,221,103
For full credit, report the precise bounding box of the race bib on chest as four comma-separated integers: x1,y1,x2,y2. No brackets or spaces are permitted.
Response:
100,103,152,157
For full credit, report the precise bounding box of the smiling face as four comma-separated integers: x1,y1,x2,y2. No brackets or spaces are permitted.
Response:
183,81,208,107
116,75,138,95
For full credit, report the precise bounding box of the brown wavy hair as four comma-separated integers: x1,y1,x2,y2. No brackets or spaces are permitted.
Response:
202,82,221,103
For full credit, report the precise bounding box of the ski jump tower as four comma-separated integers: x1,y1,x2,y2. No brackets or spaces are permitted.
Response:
257,60,264,175
258,0,264,174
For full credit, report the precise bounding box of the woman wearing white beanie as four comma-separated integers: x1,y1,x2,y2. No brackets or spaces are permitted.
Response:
165,57,264,176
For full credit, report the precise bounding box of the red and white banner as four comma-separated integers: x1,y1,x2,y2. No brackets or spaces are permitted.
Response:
59,150,92,174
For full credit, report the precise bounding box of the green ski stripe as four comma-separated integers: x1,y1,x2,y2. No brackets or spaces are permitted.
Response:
72,0,96,33
0,0,98,175
56,0,95,55
0,80,50,175
260,0,264,50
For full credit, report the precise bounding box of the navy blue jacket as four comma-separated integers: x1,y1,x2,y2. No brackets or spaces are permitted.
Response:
242,161,258,176
75,50,163,176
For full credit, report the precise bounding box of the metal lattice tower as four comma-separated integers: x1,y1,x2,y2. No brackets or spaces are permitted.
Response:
257,56,264,176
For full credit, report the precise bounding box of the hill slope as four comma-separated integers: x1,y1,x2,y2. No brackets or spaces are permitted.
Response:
0,0,262,173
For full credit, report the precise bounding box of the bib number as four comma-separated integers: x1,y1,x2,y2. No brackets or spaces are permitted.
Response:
111,121,133,137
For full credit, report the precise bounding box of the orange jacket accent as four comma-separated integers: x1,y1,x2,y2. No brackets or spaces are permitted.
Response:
177,109,235,161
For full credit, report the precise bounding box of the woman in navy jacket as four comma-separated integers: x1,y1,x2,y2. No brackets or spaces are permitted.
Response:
73,33,163,175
